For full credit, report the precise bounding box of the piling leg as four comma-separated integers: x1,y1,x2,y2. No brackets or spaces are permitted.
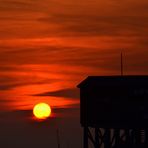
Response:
104,129,111,148
84,126,88,148
95,128,99,148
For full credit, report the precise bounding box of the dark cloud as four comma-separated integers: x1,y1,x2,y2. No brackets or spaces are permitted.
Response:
0,0,39,12
0,42,148,74
33,88,79,99
0,44,80,54
0,84,16,90
0,0,148,39
0,81,51,90
39,14,148,37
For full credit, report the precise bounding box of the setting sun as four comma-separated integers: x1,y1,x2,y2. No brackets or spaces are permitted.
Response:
33,103,51,120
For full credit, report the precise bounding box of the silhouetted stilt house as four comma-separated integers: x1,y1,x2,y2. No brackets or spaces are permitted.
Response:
77,76,148,148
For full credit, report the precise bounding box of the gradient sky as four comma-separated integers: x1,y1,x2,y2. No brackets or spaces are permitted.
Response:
0,0,148,147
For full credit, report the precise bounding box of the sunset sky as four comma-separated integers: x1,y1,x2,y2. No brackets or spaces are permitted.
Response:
0,0,148,147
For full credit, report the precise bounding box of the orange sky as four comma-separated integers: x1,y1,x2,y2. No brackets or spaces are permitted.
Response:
0,0,148,111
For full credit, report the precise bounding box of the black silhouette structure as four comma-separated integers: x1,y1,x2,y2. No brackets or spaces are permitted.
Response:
77,76,148,148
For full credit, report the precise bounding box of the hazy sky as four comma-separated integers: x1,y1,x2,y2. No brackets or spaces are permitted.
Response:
0,0,148,147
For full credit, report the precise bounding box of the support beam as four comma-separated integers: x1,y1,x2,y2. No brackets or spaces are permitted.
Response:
114,129,120,147
104,129,111,148
84,126,88,148
95,128,100,148
83,127,148,148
